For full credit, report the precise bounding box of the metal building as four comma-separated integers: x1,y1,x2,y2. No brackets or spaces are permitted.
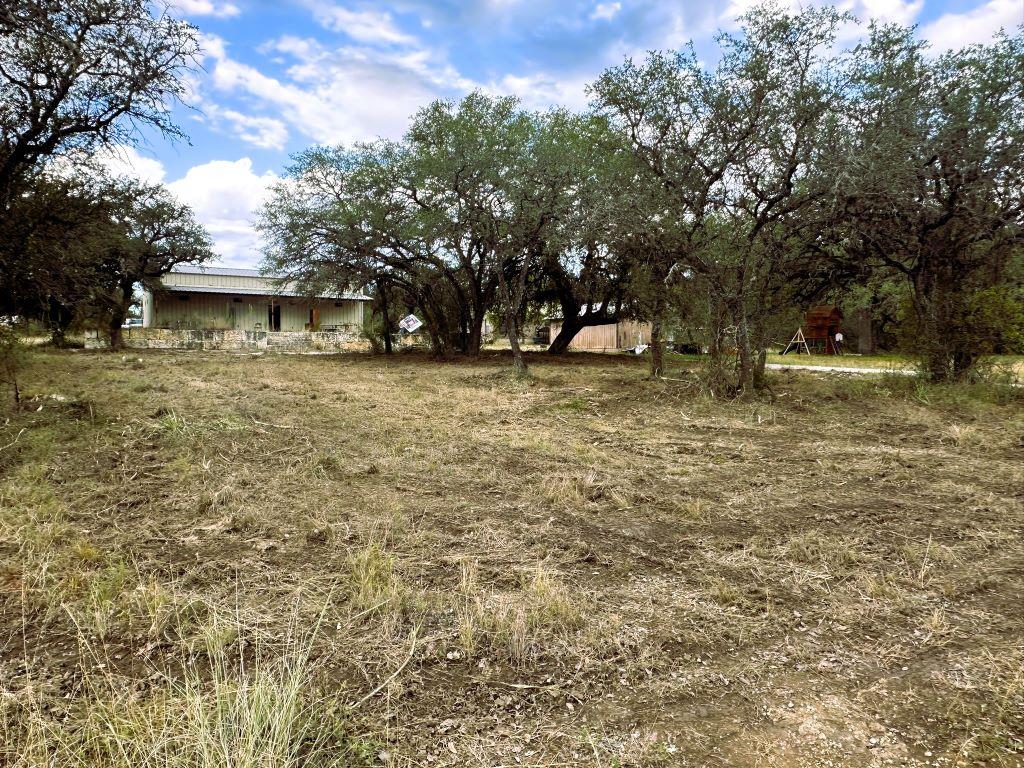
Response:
141,266,370,332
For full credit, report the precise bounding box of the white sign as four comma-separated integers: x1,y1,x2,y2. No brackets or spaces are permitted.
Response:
399,314,423,333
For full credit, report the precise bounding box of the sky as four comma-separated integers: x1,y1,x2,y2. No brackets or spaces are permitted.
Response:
103,0,1024,268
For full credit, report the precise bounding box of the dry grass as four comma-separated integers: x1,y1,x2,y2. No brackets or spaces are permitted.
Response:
3,603,373,768
0,349,1021,767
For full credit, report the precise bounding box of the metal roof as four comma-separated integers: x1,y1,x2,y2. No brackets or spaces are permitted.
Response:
173,265,266,277
162,284,370,300
160,265,371,301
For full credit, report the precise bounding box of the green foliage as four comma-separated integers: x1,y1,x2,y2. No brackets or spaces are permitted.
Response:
898,284,1024,371
591,4,855,392
967,287,1024,354
0,0,201,209
842,26,1024,380
259,94,639,370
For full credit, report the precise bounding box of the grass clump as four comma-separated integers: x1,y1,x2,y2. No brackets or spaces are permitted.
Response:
4,617,377,768
785,531,861,571
456,561,585,665
342,540,424,635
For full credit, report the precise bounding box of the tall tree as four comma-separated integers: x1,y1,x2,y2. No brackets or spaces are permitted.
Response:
259,143,467,357
0,170,113,344
842,25,1024,380
0,172,211,347
592,4,852,394
403,94,527,358
534,114,641,355
96,179,213,349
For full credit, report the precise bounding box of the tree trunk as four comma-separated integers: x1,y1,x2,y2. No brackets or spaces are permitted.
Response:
911,272,952,382
106,278,136,352
47,298,73,347
507,313,527,375
750,313,768,390
548,316,584,354
753,347,767,390
107,291,131,351
735,306,755,400
426,328,444,358
108,322,124,350
108,313,125,350
378,280,393,355
458,313,469,353
704,295,731,396
466,314,484,356
649,316,665,377
495,257,528,375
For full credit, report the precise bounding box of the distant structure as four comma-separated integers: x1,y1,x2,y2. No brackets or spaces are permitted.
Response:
142,266,369,332
82,265,373,351
783,305,843,355
547,316,652,352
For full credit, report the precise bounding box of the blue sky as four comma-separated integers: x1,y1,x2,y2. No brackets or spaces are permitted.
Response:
104,0,1024,267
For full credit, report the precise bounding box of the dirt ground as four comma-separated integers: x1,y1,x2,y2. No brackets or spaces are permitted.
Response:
1,349,1022,767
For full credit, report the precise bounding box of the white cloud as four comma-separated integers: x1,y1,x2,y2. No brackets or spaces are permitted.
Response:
202,33,473,145
167,159,278,268
97,145,168,185
305,2,415,45
920,0,1022,50
173,0,241,18
202,104,290,149
90,148,273,267
590,2,622,22
488,73,591,111
856,0,923,25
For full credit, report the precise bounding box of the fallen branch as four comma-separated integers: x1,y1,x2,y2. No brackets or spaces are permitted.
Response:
251,416,297,429
0,428,26,453
348,629,418,710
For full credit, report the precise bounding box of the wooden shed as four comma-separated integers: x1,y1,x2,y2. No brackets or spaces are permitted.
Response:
547,319,652,352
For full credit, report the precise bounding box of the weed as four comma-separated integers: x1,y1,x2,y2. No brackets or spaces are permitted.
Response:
456,562,585,665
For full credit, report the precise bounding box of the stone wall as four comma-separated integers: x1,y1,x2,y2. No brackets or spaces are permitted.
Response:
85,327,367,353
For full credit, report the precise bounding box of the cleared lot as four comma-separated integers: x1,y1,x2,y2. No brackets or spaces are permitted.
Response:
1,350,1022,767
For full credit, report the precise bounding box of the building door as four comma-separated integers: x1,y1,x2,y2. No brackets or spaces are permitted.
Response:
309,307,320,330
268,302,281,331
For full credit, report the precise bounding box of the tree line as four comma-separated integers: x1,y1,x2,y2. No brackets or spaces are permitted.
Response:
0,1,1021,393
259,5,1023,392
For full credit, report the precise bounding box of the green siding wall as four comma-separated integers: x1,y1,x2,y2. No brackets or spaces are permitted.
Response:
149,292,365,331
